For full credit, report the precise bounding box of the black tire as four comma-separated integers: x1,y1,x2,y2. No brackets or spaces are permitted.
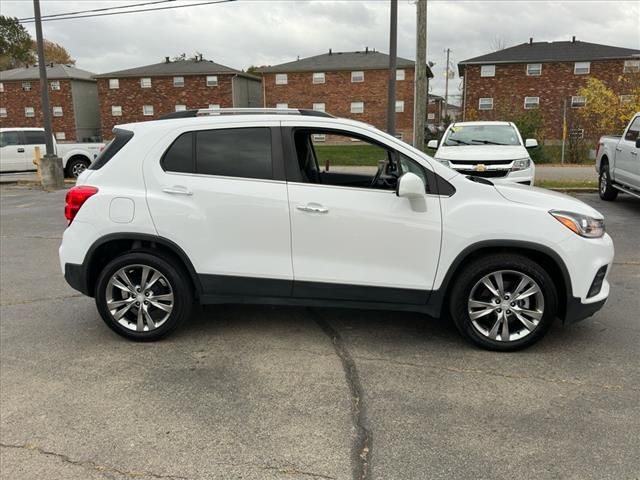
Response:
95,251,193,341
449,254,558,351
65,156,91,179
599,162,618,201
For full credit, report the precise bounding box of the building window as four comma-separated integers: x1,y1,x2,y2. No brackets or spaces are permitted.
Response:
55,132,66,140
480,65,495,77
25,107,35,117
395,100,405,113
143,105,154,116
571,96,586,108
0,107,6,118
313,134,326,142
140,77,151,88
173,76,184,87
524,96,540,109
395,132,404,140
276,103,288,109
109,79,119,89
0,82,4,92
396,69,405,81
111,105,122,116
351,71,365,83
175,104,187,112
275,73,288,85
50,80,61,90
208,104,220,110
570,128,584,139
623,60,640,73
478,98,493,110
22,82,32,91
313,102,325,112
206,76,218,87
620,94,635,104
52,106,63,117
526,64,542,76
574,62,590,75
312,72,325,84
350,101,364,113
427,112,435,120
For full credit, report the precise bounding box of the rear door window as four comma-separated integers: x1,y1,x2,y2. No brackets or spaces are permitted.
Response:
23,131,46,145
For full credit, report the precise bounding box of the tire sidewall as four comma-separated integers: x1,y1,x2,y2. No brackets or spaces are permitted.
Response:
599,164,618,200
67,158,90,178
95,251,192,341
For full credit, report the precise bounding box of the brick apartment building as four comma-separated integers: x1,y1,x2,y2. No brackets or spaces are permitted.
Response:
95,57,262,139
258,49,433,143
458,39,640,141
0,64,100,141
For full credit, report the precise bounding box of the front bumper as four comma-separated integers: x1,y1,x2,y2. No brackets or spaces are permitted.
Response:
565,296,608,325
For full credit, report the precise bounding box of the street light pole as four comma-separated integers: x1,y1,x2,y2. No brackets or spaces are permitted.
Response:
387,0,398,137
414,0,427,151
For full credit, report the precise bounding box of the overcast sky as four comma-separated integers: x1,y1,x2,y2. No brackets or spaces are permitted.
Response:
3,0,639,104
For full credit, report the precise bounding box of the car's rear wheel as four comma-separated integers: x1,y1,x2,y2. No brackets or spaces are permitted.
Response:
66,156,91,178
599,163,618,201
95,252,193,341
449,254,557,351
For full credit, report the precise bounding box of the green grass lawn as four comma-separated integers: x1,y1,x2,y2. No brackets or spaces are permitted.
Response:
314,144,386,166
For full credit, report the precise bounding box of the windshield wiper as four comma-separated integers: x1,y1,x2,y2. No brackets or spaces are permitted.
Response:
471,139,506,145
445,138,470,145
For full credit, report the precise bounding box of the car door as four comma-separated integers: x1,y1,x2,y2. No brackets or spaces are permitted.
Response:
615,116,640,187
21,130,47,171
143,121,293,298
0,130,27,172
283,123,442,304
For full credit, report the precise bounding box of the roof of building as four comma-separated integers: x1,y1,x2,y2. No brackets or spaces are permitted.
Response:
94,58,259,80
0,64,96,82
257,50,433,77
458,39,640,74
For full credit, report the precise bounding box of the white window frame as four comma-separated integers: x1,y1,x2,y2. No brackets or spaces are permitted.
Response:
312,102,325,112
22,82,32,91
312,72,325,84
206,75,218,87
111,105,122,116
142,105,154,116
619,94,634,104
52,106,63,117
276,103,288,109
427,112,435,120
50,80,61,90
478,97,494,110
24,107,35,117
108,79,119,89
312,134,326,142
574,62,590,75
55,132,66,140
623,60,640,73
569,128,585,139
396,69,405,81
275,73,288,85
571,96,587,108
395,100,405,113
524,96,540,109
351,71,365,83
350,101,364,113
480,65,495,77
526,64,542,76
395,132,404,140
173,76,185,87
208,104,220,110
0,107,7,118
0,82,4,92
140,77,152,88
175,104,187,112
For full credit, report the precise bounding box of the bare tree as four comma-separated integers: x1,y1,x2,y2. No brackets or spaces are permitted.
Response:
490,36,507,51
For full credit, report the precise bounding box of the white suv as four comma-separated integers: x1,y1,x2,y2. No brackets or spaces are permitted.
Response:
59,109,614,351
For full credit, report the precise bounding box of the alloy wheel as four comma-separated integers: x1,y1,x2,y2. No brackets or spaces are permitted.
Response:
600,170,608,195
72,162,88,178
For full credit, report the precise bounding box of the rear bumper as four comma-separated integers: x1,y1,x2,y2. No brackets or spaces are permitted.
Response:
64,262,92,296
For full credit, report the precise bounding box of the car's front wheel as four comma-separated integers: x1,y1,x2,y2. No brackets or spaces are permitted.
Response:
95,252,193,341
449,254,558,351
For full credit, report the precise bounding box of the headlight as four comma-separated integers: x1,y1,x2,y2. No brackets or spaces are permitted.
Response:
550,210,605,238
434,158,451,168
511,158,531,171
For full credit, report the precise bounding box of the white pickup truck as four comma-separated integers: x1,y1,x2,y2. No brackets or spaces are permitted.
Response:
596,112,640,200
0,128,105,178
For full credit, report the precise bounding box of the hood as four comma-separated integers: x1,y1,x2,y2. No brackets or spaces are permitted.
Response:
435,145,529,162
494,182,603,218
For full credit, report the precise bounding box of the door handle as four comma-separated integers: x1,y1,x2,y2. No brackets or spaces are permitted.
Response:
615,147,623,152
17,148,25,153
631,151,638,156
297,204,329,214
162,186,193,196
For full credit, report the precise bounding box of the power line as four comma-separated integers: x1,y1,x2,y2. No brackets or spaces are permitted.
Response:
18,0,174,22
19,0,236,23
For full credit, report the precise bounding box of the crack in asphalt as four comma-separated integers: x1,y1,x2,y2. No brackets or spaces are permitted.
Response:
0,443,188,479
0,293,84,307
308,309,371,480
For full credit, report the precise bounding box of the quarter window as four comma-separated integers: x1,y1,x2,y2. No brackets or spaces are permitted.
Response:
574,62,590,75
526,64,542,76
351,102,364,113
140,78,152,88
52,106,63,117
162,132,195,174
624,60,640,73
351,71,365,82
571,96,586,108
524,96,539,109
312,72,325,84
173,76,185,87
480,65,495,77
25,107,35,117
478,98,493,110
206,76,218,87
275,73,288,85
109,79,119,89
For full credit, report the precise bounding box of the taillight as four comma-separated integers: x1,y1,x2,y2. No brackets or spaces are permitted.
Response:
65,186,98,224
595,142,601,158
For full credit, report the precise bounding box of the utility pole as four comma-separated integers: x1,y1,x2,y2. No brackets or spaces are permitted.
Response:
387,0,398,137
444,47,450,121
413,0,427,151
33,0,64,189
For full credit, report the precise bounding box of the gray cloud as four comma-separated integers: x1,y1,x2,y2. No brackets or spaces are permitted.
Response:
3,0,639,104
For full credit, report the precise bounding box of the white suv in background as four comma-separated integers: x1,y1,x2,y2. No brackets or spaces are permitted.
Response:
59,109,613,351
428,121,537,185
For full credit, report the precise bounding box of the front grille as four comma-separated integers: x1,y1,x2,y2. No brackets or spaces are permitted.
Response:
587,265,608,298
450,159,513,166
455,169,509,178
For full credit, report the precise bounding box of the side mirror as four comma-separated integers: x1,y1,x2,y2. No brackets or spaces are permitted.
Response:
396,172,425,199
427,139,438,149
525,139,538,148
635,138,640,149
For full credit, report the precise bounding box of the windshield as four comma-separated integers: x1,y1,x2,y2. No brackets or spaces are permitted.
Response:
442,124,521,146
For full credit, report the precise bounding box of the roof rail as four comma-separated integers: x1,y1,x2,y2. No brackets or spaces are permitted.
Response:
157,108,335,120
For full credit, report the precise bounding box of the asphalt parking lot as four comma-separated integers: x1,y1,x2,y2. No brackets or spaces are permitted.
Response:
1,185,638,480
